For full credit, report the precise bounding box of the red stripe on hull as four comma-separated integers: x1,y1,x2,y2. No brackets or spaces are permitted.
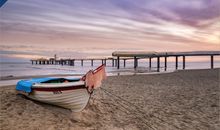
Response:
32,85,86,92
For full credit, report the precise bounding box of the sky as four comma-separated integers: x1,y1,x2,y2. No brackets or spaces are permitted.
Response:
0,0,220,61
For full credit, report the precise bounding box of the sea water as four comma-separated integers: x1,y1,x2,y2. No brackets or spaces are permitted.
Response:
1,57,220,86
1,57,220,78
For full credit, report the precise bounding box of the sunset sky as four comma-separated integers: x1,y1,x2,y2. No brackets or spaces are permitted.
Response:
0,0,220,61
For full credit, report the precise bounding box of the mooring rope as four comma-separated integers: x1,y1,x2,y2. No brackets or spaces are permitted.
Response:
100,87,181,130
100,88,156,130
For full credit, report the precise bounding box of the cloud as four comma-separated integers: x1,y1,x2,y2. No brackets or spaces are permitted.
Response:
0,0,219,61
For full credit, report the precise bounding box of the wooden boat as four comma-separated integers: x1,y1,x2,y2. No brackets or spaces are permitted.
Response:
16,65,106,112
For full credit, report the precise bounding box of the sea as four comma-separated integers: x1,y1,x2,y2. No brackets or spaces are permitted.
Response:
1,57,220,86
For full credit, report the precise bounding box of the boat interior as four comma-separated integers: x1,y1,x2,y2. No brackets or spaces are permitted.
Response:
42,78,80,83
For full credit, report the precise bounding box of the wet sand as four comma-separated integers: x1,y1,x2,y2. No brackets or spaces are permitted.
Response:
0,69,219,130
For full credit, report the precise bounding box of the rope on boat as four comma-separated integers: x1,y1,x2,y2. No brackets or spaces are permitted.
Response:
100,87,181,130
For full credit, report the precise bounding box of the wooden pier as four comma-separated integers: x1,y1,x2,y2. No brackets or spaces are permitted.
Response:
31,51,220,71
31,57,131,67
112,51,220,71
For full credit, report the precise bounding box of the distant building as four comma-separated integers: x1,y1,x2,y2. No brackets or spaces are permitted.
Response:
54,54,57,61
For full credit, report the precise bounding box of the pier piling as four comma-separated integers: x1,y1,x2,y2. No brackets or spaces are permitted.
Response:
81,60,83,66
104,59,106,65
149,57,152,69
117,56,120,69
134,56,138,69
164,56,167,71
175,56,178,70
91,59,94,66
157,57,160,72
211,55,214,69
112,59,114,67
183,56,185,69
123,59,126,67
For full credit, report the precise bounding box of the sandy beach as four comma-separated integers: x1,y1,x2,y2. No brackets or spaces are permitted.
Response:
0,69,219,130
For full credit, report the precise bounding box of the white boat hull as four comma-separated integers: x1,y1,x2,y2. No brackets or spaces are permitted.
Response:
27,82,90,112
16,64,106,112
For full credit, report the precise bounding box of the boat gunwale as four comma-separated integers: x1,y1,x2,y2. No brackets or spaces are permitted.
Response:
32,80,85,88
32,84,86,91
